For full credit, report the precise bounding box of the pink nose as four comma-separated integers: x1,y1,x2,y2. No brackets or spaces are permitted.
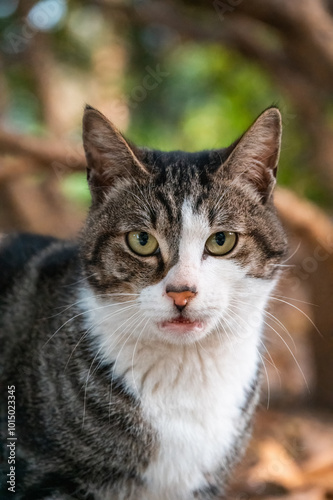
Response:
166,290,196,308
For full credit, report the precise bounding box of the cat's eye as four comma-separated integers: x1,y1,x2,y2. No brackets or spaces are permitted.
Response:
205,231,237,256
127,231,159,256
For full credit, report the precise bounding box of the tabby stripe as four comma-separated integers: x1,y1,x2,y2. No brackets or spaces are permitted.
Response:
194,192,209,212
249,229,286,259
90,232,113,266
155,191,176,223
198,166,211,186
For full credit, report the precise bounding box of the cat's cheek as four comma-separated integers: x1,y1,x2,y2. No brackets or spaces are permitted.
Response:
198,257,242,304
138,285,189,322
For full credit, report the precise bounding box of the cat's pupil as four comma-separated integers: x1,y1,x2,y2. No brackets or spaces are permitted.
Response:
139,232,149,246
215,232,226,246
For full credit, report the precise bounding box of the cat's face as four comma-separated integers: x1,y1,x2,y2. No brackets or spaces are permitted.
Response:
81,106,286,346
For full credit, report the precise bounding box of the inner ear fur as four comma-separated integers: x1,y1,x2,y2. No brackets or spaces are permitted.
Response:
223,107,282,204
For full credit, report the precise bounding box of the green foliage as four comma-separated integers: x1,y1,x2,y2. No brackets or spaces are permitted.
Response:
4,65,43,133
61,172,90,207
127,38,332,207
129,44,275,149
1,2,332,208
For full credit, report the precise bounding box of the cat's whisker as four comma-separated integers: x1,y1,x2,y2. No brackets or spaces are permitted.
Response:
259,338,281,383
281,241,302,264
263,318,309,391
94,308,143,369
43,300,139,346
105,310,143,356
107,312,146,416
82,309,143,425
221,308,259,351
46,293,139,319
106,312,145,415
225,301,306,386
216,317,234,351
217,307,273,408
82,344,104,428
263,310,297,349
64,328,91,372
110,312,144,377
269,296,321,336
257,350,271,409
230,298,294,330
264,331,308,392
101,310,144,369
218,304,286,398
197,337,210,355
60,272,96,288
269,263,295,268
131,317,151,394
64,304,139,371
98,292,140,297
227,298,297,349
270,293,317,307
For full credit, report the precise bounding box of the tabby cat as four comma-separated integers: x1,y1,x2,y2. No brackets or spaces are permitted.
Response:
0,106,286,500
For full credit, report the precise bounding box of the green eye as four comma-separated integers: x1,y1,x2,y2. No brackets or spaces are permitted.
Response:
127,231,159,256
205,231,237,256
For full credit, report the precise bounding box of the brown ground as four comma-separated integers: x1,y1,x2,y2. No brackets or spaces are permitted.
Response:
229,409,333,500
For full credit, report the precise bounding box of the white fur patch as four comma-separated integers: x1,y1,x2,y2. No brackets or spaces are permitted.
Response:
82,200,276,499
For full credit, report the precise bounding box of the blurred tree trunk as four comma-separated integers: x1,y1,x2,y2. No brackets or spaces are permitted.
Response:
275,189,333,410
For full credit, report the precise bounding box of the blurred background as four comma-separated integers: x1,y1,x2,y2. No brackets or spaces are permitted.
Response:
1,0,333,497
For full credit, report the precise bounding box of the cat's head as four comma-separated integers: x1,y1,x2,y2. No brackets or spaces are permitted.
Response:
80,106,287,346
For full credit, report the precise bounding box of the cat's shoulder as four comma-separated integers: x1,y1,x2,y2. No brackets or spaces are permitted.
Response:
0,233,79,300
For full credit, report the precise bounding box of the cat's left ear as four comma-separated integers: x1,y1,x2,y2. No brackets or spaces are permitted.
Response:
82,105,149,204
223,107,282,204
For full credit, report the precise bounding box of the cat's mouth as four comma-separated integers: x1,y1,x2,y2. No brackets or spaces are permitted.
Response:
159,316,204,334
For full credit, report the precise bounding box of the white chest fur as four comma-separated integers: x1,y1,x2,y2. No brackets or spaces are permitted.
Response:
136,337,259,499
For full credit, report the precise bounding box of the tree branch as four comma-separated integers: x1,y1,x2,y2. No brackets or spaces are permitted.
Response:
0,128,86,173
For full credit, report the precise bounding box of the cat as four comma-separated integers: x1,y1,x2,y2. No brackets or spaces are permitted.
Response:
0,105,287,500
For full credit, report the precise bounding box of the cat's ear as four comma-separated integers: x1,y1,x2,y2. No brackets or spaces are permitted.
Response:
82,105,148,203
223,107,282,204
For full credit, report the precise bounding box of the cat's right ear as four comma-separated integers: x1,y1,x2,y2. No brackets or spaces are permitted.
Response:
82,105,148,204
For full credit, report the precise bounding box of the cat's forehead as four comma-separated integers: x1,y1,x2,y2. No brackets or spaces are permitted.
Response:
103,149,262,233
138,148,228,171
134,148,229,205
138,148,231,191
